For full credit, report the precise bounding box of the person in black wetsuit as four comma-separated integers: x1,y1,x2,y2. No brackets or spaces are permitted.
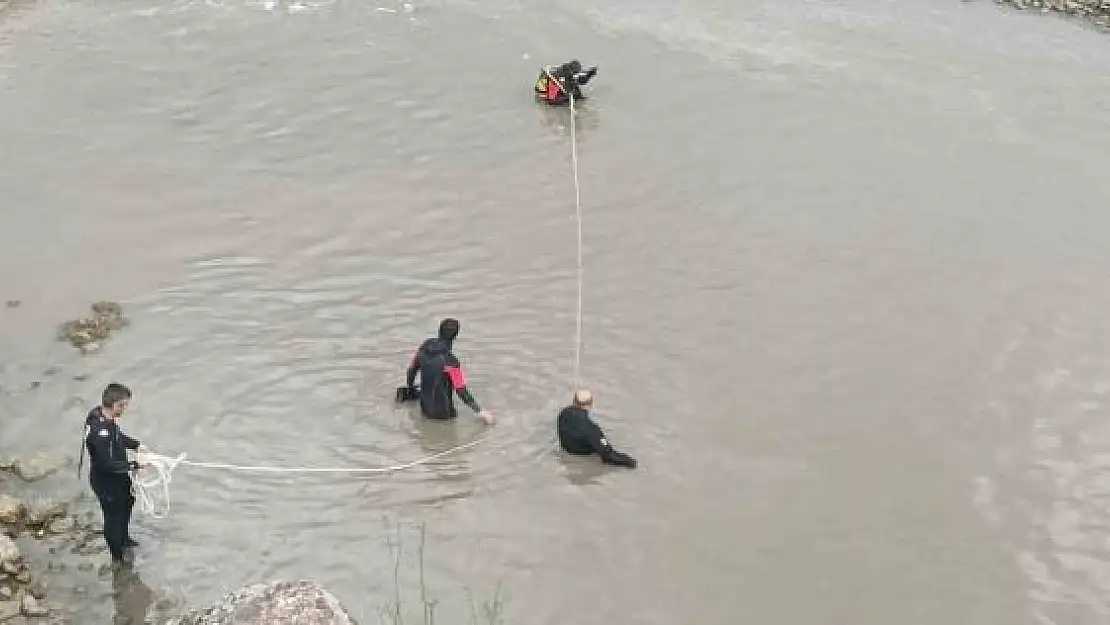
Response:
535,60,598,106
400,318,495,425
557,389,636,468
80,383,146,566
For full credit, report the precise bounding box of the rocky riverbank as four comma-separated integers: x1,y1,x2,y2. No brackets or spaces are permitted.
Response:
994,0,1110,28
1,450,364,624
0,453,113,624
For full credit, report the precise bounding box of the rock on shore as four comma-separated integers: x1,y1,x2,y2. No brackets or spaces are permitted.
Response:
0,453,115,623
995,0,1110,27
171,580,357,625
1,533,53,621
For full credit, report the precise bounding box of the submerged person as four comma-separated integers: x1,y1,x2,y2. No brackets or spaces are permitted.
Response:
80,383,146,567
535,60,598,106
399,318,495,425
557,389,636,468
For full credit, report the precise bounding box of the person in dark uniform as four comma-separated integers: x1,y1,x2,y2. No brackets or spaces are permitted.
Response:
557,389,636,468
535,60,598,106
81,383,145,566
399,318,495,425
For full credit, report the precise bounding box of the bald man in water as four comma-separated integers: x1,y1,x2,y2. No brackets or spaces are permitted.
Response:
556,389,637,469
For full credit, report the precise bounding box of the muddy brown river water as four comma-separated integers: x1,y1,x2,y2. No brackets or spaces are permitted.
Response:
3,1,1110,623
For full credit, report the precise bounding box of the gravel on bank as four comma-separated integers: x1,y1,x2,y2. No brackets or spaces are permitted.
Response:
994,0,1110,28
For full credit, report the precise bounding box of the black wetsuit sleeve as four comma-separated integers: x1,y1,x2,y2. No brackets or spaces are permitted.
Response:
445,355,482,413
574,66,597,85
582,417,637,468
121,432,140,451
405,348,420,389
455,387,481,413
87,431,131,474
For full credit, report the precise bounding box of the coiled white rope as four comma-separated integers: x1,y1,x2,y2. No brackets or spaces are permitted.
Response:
129,76,589,521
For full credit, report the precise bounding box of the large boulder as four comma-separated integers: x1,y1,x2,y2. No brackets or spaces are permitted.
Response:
173,580,356,625
7,453,64,483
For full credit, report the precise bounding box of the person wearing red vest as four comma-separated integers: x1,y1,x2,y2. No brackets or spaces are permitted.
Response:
534,60,598,106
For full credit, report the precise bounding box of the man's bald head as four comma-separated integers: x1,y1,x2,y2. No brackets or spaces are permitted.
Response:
572,389,593,408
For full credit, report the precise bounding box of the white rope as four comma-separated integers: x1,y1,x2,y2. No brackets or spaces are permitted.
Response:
569,90,584,390
130,436,488,519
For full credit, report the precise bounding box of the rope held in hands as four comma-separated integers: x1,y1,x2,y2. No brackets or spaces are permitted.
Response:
131,81,587,520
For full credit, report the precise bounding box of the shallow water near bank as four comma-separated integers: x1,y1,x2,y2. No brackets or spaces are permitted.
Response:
2,0,1110,623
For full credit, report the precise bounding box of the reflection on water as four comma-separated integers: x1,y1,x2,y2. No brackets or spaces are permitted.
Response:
112,567,157,625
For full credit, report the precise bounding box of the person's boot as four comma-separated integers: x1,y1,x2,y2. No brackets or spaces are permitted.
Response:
123,537,139,548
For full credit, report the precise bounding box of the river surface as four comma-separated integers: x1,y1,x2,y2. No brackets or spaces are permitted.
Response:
2,0,1110,623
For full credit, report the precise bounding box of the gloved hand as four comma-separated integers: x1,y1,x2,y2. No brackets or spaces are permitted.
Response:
395,386,420,403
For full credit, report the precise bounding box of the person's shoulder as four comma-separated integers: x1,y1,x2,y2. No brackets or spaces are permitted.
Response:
84,407,101,426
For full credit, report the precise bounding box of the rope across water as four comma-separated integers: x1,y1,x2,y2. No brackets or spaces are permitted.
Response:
569,91,584,390
131,91,586,519
131,436,489,519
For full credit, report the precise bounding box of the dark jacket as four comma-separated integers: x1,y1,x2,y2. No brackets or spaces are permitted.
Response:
557,405,636,468
84,407,140,491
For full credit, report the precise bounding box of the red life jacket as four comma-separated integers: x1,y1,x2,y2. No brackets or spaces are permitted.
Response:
545,79,563,103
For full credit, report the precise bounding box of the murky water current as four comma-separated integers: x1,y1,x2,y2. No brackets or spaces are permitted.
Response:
2,0,1110,623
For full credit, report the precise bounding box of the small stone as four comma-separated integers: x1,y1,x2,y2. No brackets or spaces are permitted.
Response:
13,572,27,585
23,501,65,528
25,578,44,601
0,536,19,570
21,593,47,618
27,382,39,390
97,564,111,577
0,587,10,600
44,518,74,536
4,301,19,309
0,496,25,526
75,563,92,573
41,368,58,377
44,563,62,575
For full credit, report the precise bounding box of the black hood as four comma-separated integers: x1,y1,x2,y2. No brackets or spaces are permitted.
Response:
438,318,460,342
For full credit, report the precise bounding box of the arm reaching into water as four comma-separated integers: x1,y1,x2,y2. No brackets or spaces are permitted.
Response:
405,348,420,390
576,414,637,469
446,357,494,424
